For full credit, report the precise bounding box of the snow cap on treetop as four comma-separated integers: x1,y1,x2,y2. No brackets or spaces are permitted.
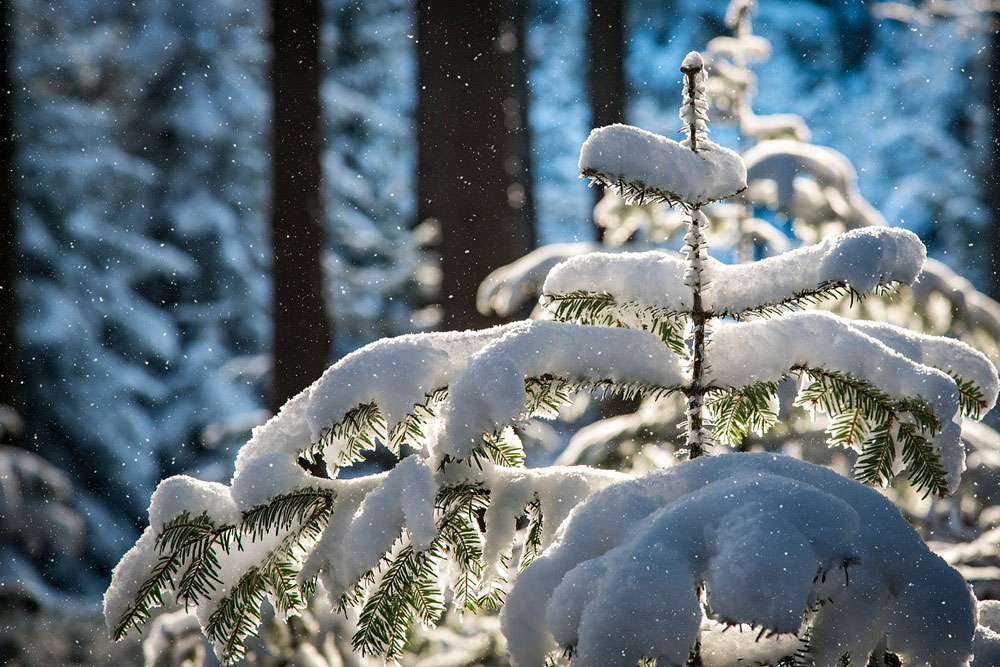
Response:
681,50,704,72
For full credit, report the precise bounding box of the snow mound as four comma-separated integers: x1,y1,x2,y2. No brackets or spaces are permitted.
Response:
579,124,747,206
501,453,976,667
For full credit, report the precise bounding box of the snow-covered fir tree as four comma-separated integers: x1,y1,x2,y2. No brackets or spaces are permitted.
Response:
14,0,271,573
106,53,1000,665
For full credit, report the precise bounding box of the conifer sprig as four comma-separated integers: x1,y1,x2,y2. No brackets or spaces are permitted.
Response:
111,489,334,652
791,366,950,496
581,169,693,209
309,388,449,469
732,280,899,320
544,290,687,354
348,483,495,659
113,513,237,640
519,497,544,570
706,381,780,447
948,371,988,419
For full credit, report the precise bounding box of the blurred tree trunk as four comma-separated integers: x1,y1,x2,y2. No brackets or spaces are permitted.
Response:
270,0,331,411
416,0,536,331
990,14,1000,300
586,0,626,241
0,0,18,415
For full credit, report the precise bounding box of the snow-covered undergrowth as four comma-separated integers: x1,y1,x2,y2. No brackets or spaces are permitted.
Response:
107,50,1000,666
504,452,976,667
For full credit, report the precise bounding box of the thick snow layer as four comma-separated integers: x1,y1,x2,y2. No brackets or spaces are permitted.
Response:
707,311,965,489
320,456,436,597
703,226,925,315
541,250,690,312
231,325,526,506
542,227,925,317
437,320,686,461
501,453,976,667
579,124,746,206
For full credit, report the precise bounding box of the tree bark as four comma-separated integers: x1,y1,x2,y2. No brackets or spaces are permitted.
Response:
0,0,19,414
989,14,1000,299
586,0,626,241
416,0,536,331
269,0,331,410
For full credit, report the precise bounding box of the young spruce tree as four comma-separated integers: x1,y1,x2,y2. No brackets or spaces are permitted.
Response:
107,53,999,666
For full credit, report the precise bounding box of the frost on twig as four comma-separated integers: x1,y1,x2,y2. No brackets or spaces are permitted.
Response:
502,453,977,667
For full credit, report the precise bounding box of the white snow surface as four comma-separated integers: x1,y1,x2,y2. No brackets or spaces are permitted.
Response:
542,249,691,312
103,477,240,634
437,320,686,461
707,310,966,489
501,453,976,667
848,319,999,411
231,325,526,507
542,227,925,317
579,124,746,206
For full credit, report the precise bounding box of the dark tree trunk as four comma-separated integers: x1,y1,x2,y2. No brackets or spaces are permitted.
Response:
989,15,1000,299
269,0,331,410
586,0,626,240
417,0,536,331
0,0,18,414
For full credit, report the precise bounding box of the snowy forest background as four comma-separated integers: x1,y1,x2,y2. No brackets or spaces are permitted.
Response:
1,0,998,664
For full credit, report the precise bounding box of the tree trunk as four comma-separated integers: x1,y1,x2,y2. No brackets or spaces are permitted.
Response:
416,0,536,331
270,0,331,410
0,0,18,415
989,13,1000,299
586,0,626,241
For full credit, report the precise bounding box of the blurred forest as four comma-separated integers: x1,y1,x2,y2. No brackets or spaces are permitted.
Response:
0,0,996,664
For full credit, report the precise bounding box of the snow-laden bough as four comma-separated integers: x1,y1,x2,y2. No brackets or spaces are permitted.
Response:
502,453,978,667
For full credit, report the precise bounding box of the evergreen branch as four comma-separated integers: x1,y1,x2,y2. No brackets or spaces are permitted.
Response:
474,429,526,469
544,290,688,355
309,389,449,469
705,381,779,447
524,375,680,424
436,484,490,612
113,513,236,640
730,281,901,321
854,421,896,488
948,371,988,420
825,407,872,450
582,168,701,208
349,484,491,659
792,366,948,496
204,567,269,664
204,492,333,663
240,489,335,541
898,423,950,498
407,547,447,625
352,543,422,659
519,498,544,571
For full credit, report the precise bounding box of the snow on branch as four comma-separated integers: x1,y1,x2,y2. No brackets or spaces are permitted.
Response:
706,310,992,492
541,227,924,319
579,124,747,207
705,226,925,316
438,320,687,463
502,453,976,667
